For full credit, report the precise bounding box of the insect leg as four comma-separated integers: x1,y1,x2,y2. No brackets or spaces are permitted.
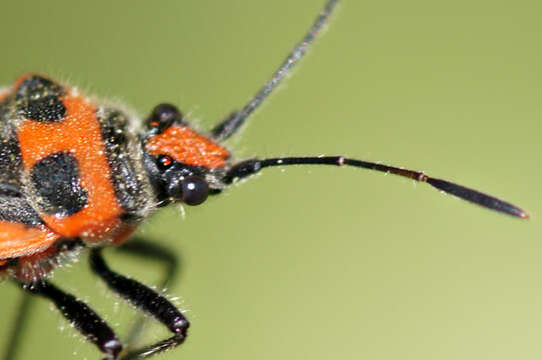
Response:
21,280,122,360
116,238,179,289
89,248,189,359
114,238,180,353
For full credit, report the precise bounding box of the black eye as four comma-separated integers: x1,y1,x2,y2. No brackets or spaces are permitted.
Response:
157,155,174,170
147,103,182,133
180,176,208,206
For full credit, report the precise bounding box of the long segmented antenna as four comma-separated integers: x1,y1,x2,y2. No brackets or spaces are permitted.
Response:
210,0,526,219
211,0,340,141
223,156,529,219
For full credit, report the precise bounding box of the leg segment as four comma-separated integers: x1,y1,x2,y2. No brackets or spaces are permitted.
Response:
89,248,189,359
115,237,181,352
21,280,122,360
116,237,179,288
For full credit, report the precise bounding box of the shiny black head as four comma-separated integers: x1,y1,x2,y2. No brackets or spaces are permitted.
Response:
141,103,230,206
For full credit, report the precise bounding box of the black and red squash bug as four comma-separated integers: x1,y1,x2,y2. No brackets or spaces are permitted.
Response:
0,1,531,359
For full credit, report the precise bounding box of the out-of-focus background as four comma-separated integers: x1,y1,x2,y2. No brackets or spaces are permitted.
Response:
0,1,540,359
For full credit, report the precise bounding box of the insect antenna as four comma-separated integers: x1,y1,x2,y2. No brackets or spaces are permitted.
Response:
211,0,340,141
223,156,529,219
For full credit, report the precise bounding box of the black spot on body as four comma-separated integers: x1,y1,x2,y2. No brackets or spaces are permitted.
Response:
15,76,66,122
31,152,88,216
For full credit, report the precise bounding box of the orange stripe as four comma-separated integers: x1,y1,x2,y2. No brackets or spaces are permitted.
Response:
17,94,122,241
0,222,59,259
145,125,230,169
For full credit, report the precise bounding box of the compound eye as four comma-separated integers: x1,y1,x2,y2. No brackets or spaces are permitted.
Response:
147,103,183,133
180,176,209,206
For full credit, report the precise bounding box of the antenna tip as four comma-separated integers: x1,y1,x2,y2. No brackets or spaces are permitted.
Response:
500,205,529,219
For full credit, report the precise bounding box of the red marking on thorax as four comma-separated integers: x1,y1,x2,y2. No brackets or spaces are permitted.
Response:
17,94,123,241
145,125,230,169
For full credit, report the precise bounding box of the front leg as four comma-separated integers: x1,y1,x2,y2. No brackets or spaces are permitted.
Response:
114,237,181,350
89,248,189,359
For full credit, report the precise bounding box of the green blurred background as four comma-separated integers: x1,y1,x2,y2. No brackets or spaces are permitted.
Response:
0,1,540,359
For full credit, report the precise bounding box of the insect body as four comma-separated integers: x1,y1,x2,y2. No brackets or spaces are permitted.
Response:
0,1,528,359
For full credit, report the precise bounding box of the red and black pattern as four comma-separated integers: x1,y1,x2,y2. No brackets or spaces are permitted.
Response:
0,1,528,359
0,74,158,274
